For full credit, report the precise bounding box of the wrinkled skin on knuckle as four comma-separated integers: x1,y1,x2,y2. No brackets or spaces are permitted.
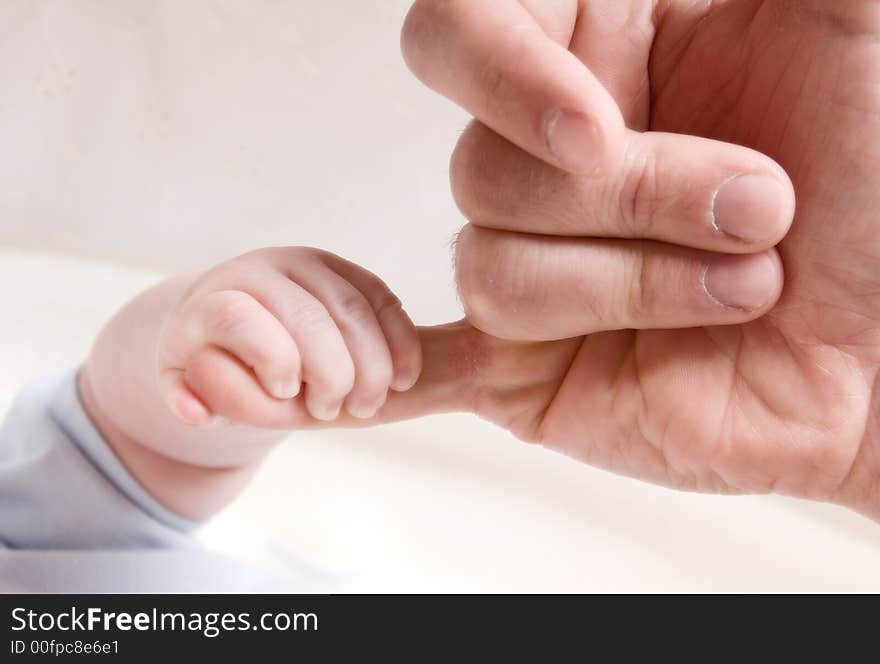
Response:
453,122,564,229
456,227,550,339
450,125,492,220
455,264,498,336
454,227,506,336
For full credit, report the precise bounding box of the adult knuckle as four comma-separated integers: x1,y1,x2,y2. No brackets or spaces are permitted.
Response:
450,125,491,220
401,0,459,80
455,228,526,335
451,123,531,226
454,228,489,310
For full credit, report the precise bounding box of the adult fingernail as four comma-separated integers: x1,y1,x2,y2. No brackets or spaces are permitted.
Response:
702,253,780,310
545,109,603,175
712,174,786,242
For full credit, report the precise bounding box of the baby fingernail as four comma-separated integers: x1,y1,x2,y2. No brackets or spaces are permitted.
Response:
347,395,387,420
271,378,300,400
171,392,212,426
545,109,604,175
712,174,786,243
312,400,343,422
347,402,378,420
702,253,780,311
391,368,418,392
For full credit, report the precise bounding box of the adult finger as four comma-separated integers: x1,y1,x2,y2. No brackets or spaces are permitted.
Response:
371,322,581,433
185,323,571,433
454,224,785,340
451,121,795,253
401,0,625,174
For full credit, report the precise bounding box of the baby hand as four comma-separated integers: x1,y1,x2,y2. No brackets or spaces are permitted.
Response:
157,247,422,427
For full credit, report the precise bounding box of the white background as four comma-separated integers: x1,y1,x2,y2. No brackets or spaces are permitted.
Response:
2,0,880,591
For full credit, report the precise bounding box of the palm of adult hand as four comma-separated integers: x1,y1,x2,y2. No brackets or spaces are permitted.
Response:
472,1,880,514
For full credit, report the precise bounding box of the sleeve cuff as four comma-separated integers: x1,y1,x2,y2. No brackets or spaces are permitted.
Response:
48,369,199,535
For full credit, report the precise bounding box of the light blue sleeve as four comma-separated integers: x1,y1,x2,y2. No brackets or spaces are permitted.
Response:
0,370,198,550
0,371,301,592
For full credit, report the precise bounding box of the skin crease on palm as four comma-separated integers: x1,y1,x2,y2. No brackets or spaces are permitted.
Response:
395,0,880,521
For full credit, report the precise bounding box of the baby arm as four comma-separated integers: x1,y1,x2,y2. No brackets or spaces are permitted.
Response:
80,247,423,521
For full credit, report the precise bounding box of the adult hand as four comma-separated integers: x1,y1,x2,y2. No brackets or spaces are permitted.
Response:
393,0,880,521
